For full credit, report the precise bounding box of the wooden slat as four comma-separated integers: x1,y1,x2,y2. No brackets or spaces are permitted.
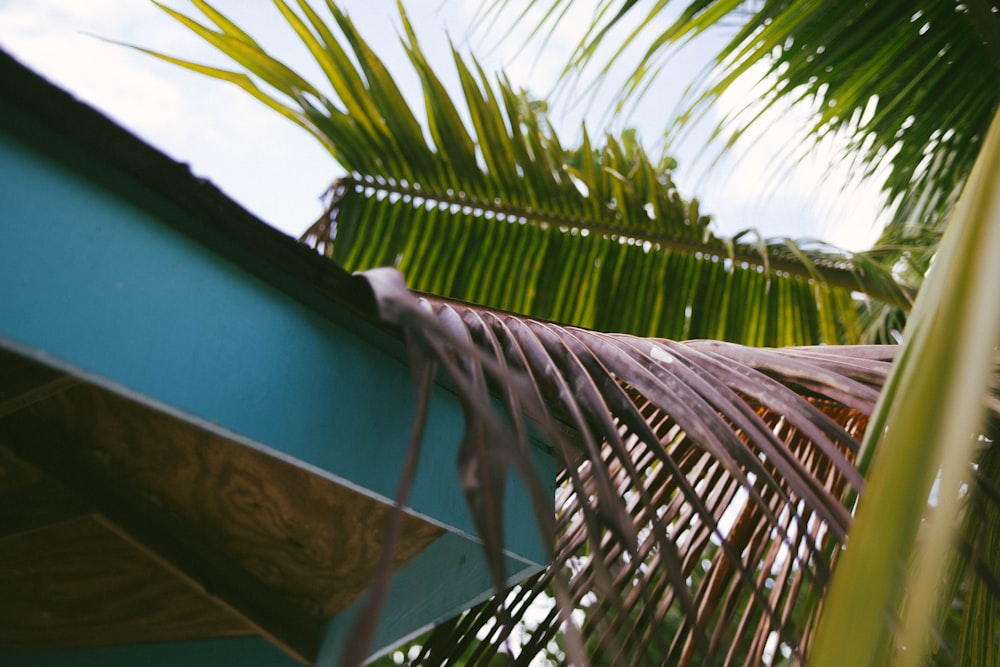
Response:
0,480,90,539
0,349,79,418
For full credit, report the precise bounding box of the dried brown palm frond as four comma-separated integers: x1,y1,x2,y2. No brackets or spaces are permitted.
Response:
340,267,906,665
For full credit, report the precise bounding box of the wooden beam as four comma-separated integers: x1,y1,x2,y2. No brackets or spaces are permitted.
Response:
319,532,545,664
1,421,322,665
0,440,90,538
0,376,79,418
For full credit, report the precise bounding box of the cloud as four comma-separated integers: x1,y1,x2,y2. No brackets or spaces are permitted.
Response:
678,60,887,249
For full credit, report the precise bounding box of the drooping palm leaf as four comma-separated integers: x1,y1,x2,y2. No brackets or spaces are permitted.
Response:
144,0,913,348
356,269,999,665
360,265,877,664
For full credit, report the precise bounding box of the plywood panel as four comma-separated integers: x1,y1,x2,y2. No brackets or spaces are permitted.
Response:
0,446,89,538
0,347,447,659
22,384,445,620
0,515,251,652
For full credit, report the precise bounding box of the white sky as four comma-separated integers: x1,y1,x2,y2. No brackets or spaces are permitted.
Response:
0,0,886,250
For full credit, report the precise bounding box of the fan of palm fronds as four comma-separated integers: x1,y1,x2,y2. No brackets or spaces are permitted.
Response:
131,1,1000,664
348,269,999,665
135,0,913,349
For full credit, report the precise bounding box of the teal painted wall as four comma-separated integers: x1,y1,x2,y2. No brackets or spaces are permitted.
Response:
0,97,556,663
0,105,554,563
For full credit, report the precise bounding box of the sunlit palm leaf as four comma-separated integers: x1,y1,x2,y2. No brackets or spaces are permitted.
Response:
146,0,913,347
810,104,1000,667
490,0,998,240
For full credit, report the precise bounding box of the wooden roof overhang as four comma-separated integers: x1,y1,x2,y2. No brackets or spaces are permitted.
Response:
0,51,553,665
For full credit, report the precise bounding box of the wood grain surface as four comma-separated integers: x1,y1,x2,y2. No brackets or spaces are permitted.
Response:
0,515,252,652
23,383,445,618
0,347,445,656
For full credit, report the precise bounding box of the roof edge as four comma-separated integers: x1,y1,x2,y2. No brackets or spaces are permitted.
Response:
0,48,376,322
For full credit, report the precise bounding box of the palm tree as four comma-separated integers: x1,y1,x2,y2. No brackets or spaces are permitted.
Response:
138,1,1000,664
487,3,1000,663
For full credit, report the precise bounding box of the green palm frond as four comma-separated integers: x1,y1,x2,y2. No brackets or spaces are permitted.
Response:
490,0,999,238
933,433,1000,667
856,211,944,344
146,0,913,347
809,104,1000,667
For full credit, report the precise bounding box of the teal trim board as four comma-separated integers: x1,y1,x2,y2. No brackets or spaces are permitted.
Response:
319,532,540,664
0,638,299,667
0,50,556,663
